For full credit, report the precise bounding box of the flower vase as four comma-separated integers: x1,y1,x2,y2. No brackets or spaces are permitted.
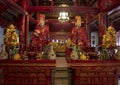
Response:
48,45,56,60
70,45,78,60
115,46,120,60
0,44,8,60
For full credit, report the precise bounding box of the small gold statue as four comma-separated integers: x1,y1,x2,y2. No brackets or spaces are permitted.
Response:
4,24,19,47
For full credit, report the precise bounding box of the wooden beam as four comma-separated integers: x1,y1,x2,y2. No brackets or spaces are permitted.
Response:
98,0,106,11
111,0,120,4
27,6,100,13
0,2,8,14
87,0,97,7
1,0,25,14
87,14,98,25
103,0,120,12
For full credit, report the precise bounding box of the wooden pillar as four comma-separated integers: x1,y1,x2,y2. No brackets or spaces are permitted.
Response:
19,15,25,54
19,0,30,54
98,13,106,44
73,0,77,6
98,0,106,11
36,0,40,20
98,0,106,44
25,14,29,48
85,13,90,46
50,0,53,6
25,0,30,49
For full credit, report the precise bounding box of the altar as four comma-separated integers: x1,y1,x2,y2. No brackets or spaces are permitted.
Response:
0,0,120,85
67,58,120,85
0,60,56,85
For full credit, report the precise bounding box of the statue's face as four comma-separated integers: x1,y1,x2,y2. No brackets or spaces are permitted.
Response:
75,16,81,27
75,20,81,27
39,19,45,27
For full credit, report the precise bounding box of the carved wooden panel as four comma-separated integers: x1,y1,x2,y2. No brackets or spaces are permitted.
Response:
0,60,56,85
2,66,52,85
69,60,120,85
72,66,118,85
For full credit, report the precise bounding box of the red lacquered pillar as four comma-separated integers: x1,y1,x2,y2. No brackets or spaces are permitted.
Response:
85,13,90,46
19,15,25,55
98,13,106,44
98,0,106,44
19,0,30,54
25,14,29,49
98,0,105,11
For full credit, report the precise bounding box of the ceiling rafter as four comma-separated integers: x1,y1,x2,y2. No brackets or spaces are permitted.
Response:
1,0,25,14
27,6,100,13
7,9,19,17
87,0,97,7
0,2,8,14
1,11,13,21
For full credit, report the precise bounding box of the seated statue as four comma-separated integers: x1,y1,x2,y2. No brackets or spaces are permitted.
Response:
31,14,49,51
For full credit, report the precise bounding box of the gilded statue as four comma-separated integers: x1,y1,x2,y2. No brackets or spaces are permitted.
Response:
4,24,19,47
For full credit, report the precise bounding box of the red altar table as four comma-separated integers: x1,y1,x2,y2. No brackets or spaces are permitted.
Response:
0,60,56,85
67,58,120,85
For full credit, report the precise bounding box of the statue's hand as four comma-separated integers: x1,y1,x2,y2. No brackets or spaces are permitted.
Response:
34,32,40,37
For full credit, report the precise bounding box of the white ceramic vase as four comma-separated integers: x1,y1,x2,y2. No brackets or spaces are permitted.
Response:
70,45,78,60
115,46,120,60
0,44,8,60
48,45,56,60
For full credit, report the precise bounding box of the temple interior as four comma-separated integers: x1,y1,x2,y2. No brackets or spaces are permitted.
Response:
0,0,120,85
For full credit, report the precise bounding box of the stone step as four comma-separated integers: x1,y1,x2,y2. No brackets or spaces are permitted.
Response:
54,68,70,78
54,84,69,85
54,73,69,78
52,67,71,85
54,67,70,71
54,78,69,84
55,75,68,78
54,70,70,73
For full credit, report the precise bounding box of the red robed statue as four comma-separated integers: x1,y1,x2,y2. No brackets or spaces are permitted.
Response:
71,16,88,47
31,14,49,51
